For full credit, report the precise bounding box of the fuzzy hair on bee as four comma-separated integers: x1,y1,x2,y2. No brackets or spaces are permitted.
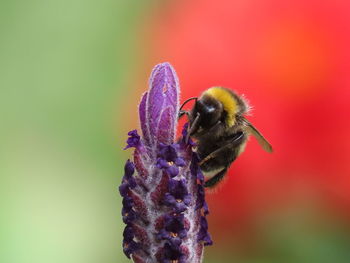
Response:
179,87,272,188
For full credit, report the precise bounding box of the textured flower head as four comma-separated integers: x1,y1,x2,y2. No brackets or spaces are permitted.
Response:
120,62,212,263
156,143,186,178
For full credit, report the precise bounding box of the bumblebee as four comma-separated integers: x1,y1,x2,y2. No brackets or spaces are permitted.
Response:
179,87,273,187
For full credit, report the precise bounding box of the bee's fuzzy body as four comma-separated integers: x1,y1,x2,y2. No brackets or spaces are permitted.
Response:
181,87,272,187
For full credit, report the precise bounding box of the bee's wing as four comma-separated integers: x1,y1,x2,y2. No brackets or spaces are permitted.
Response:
242,117,273,153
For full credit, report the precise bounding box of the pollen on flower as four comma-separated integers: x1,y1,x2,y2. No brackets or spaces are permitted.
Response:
120,62,212,263
170,232,178,238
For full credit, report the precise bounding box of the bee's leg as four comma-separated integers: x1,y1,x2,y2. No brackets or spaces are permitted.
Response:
178,110,189,120
199,132,244,167
201,121,223,138
204,167,228,188
186,112,200,143
177,111,199,143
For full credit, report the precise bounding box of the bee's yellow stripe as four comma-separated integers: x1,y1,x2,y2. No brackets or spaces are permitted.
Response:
204,87,237,127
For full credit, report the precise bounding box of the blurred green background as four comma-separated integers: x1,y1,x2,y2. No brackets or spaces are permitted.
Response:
1,0,350,263
0,0,156,262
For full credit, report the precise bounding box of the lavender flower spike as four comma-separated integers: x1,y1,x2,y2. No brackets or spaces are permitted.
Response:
120,62,212,263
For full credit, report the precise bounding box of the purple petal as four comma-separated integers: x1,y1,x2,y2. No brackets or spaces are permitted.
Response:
174,157,185,167
157,107,175,145
123,239,139,259
203,234,213,246
139,92,152,146
124,130,141,150
203,201,209,215
197,216,213,246
174,202,188,213
183,195,191,206
178,229,187,239
122,208,136,224
160,62,180,109
168,179,188,199
190,153,204,183
123,225,134,240
164,193,176,205
124,160,135,178
147,63,179,146
196,184,205,210
147,69,166,141
157,229,170,240
149,63,162,82
162,242,183,262
119,182,129,197
156,158,170,169
167,165,179,177
122,196,133,210
167,178,179,191
159,144,178,162
128,176,137,189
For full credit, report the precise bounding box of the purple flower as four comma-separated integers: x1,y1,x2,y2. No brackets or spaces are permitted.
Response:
120,62,212,263
164,179,191,212
156,143,185,177
124,130,140,150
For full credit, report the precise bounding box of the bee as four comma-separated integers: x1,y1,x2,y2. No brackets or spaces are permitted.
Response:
179,87,273,187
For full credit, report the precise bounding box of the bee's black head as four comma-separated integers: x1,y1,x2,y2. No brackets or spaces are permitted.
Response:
194,96,223,128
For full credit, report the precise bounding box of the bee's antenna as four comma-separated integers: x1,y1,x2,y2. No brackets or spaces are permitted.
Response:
179,97,197,111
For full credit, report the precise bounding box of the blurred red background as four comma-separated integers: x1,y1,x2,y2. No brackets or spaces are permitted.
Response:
131,0,350,260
